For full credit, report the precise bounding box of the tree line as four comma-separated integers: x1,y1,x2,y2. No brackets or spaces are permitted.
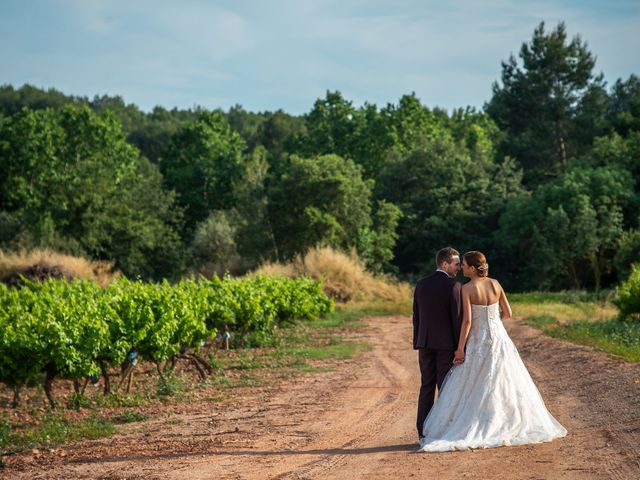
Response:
0,22,638,291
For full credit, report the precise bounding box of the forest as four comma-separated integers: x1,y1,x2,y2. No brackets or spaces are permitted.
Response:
1,22,639,292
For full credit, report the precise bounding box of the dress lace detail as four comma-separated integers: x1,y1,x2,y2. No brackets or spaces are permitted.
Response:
418,303,567,452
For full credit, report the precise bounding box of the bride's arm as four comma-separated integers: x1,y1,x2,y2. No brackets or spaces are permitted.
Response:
454,287,472,364
498,282,512,320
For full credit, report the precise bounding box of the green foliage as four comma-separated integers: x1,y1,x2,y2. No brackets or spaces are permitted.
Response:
357,200,403,273
495,161,635,290
0,276,332,394
614,265,640,321
615,230,640,280
0,84,80,120
291,91,364,161
269,154,374,259
608,75,640,136
0,105,185,280
227,146,279,265
156,372,183,397
0,280,110,389
487,21,605,183
287,343,372,361
377,132,523,273
160,110,246,232
112,410,148,424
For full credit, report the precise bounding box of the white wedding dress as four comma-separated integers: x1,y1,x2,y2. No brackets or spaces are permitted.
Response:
418,302,567,452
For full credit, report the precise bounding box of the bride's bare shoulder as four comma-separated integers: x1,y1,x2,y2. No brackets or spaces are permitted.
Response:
488,277,505,294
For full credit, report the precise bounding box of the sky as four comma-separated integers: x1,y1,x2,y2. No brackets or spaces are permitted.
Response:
1,0,639,114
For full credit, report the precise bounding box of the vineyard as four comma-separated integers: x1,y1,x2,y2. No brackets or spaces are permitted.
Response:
0,275,333,408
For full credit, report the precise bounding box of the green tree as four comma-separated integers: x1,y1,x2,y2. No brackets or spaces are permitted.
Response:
486,22,604,183
231,146,280,264
291,91,364,161
255,109,306,165
160,111,246,234
125,105,194,163
590,131,640,194
357,200,403,273
0,105,185,279
496,163,634,290
381,93,446,155
615,230,640,281
0,84,79,121
608,74,640,136
268,154,373,259
377,132,523,275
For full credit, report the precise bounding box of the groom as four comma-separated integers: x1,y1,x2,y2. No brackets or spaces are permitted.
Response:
413,246,462,441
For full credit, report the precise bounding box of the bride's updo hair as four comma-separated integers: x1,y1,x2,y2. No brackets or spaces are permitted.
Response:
464,251,489,277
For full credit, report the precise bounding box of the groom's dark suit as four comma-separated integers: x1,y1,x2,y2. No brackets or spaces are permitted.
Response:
413,270,462,438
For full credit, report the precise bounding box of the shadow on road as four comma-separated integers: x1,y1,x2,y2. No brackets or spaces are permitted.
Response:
68,443,417,465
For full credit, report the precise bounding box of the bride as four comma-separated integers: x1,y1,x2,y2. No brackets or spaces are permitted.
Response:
418,251,567,452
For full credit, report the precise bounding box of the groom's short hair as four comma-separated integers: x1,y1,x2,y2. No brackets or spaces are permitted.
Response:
436,247,459,267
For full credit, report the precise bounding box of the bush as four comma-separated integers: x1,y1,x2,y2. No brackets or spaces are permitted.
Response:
613,265,640,320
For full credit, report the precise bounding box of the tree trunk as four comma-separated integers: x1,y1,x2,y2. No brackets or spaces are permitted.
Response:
100,360,111,395
44,367,57,409
590,252,601,292
11,385,21,408
568,262,581,289
555,119,568,168
559,135,567,166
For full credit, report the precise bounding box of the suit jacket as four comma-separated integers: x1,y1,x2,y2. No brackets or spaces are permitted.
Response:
412,271,462,350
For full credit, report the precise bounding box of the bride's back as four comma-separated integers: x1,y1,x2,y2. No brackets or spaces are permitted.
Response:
464,278,501,306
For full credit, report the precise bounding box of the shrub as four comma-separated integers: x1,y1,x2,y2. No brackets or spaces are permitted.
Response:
613,265,640,321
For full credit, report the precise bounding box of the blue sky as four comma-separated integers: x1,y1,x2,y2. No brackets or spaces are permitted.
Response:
1,0,639,114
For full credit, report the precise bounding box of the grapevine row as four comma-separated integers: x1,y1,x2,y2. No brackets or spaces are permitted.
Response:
0,275,333,407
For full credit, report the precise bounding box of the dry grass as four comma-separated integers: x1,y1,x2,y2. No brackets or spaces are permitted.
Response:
255,247,411,303
0,248,120,287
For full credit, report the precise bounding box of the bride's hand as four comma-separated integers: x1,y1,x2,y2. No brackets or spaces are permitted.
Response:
453,349,465,365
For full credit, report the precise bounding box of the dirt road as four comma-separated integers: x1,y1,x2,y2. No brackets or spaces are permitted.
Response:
4,315,640,479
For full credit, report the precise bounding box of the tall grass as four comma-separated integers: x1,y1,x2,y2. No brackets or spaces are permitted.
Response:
0,248,119,286
255,246,411,302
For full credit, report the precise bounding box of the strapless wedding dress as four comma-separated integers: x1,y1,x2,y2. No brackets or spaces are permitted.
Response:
418,302,567,452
